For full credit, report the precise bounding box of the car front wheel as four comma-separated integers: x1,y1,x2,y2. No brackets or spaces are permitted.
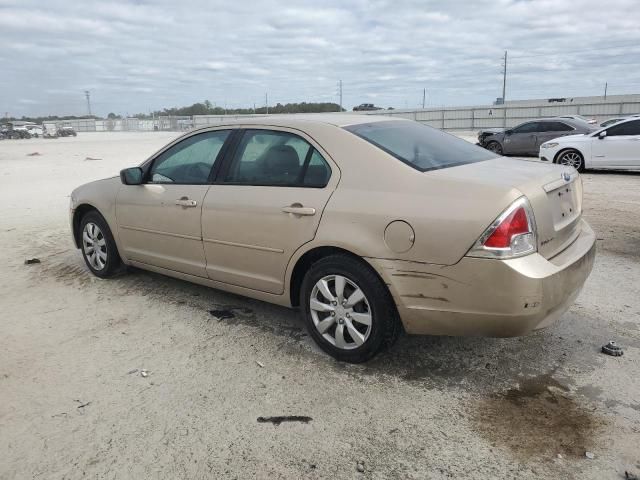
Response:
556,149,584,172
486,141,503,155
300,254,401,363
79,211,121,278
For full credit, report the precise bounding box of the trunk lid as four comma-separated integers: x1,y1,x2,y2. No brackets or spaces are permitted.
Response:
431,157,583,260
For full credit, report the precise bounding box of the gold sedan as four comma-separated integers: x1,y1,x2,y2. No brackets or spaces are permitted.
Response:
70,115,595,362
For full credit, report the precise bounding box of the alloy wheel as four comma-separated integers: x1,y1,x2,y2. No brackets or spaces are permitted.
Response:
558,151,582,169
82,222,108,271
309,274,372,350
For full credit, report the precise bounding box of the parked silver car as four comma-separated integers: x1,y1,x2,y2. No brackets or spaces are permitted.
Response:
478,118,596,156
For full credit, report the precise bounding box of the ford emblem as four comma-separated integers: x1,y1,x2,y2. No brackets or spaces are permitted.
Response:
562,172,571,182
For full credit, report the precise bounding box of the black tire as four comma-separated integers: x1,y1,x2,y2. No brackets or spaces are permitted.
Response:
486,141,503,155
78,211,122,278
555,149,585,172
300,254,401,363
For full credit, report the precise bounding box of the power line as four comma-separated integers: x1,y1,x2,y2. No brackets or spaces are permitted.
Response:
84,91,91,116
501,50,507,105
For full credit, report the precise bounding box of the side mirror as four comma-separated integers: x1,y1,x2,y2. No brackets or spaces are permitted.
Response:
504,129,513,135
120,167,144,185
598,131,607,140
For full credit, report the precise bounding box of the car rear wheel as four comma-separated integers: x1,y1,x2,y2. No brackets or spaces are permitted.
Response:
486,141,503,155
300,254,401,363
556,149,584,172
79,211,121,278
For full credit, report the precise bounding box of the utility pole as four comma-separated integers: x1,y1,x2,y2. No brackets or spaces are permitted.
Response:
501,51,507,105
338,79,343,111
422,88,426,109
604,82,608,99
85,90,92,116
265,93,268,115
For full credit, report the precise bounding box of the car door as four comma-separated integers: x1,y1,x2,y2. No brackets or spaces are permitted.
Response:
201,128,338,294
591,120,640,167
116,129,232,277
503,122,539,155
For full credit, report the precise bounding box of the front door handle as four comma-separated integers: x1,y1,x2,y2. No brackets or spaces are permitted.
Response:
282,205,316,216
176,197,197,207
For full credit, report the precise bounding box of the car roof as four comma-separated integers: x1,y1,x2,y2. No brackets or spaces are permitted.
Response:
194,113,402,130
604,116,640,126
516,117,594,128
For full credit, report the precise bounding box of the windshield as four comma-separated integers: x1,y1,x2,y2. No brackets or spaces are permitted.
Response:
344,120,497,172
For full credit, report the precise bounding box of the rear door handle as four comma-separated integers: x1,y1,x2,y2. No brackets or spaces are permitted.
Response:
176,197,197,207
282,205,316,216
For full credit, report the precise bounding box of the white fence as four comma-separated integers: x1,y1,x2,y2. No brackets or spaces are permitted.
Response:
358,95,640,130
41,94,640,133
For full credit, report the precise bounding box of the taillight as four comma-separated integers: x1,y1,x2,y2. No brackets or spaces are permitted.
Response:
467,197,537,259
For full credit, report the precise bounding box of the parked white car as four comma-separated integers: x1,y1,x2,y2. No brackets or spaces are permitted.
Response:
558,114,597,125
539,117,640,171
25,124,43,137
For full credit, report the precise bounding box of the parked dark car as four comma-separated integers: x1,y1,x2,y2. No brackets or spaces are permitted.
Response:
353,103,383,111
57,125,77,137
478,118,596,156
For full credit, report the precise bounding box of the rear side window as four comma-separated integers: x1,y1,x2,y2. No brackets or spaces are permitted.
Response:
512,122,540,133
607,120,640,136
544,122,574,132
344,121,496,172
225,129,331,187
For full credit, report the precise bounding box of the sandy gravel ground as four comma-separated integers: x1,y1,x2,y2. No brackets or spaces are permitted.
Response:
1,132,639,479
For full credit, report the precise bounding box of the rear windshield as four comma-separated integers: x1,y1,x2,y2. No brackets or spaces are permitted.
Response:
344,120,497,172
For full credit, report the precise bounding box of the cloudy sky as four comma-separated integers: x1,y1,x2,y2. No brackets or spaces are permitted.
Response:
1,0,640,117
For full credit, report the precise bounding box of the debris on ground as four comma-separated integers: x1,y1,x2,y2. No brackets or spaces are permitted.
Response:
257,416,312,426
585,451,595,460
357,461,365,473
556,454,563,459
24,258,41,265
74,400,91,409
601,340,624,357
209,309,236,320
208,306,254,321
626,471,639,480
127,369,138,375
84,157,102,161
140,369,149,378
26,152,41,156
256,361,265,368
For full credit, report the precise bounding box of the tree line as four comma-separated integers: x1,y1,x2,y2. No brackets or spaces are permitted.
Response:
4,101,345,123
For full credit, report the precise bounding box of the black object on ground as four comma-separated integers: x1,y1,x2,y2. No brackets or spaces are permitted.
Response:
257,416,312,426
601,341,624,357
24,258,41,265
209,309,235,320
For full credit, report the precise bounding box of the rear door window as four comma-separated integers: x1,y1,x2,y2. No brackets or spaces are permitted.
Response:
224,129,331,187
344,121,496,172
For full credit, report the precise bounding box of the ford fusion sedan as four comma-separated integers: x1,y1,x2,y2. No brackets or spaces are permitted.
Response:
540,117,640,171
70,115,596,363
478,118,596,156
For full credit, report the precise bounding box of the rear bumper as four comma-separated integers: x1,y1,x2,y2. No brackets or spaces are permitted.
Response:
367,219,596,337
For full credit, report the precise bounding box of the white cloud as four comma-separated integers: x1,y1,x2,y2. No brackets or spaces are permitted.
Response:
1,0,639,116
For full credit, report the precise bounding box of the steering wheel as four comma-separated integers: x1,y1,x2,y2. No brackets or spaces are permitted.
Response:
185,162,211,181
